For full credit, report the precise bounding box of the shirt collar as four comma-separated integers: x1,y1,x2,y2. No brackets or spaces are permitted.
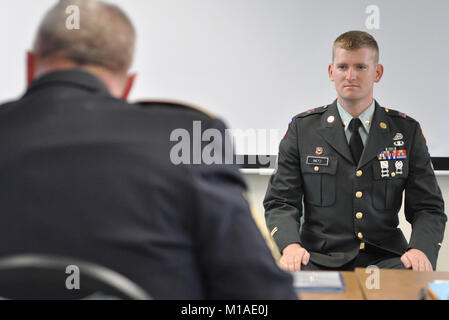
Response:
337,100,376,133
26,69,111,96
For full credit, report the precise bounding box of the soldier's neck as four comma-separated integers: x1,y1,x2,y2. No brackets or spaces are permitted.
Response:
338,97,374,118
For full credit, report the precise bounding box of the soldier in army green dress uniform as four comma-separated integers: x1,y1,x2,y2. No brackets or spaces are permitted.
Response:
264,31,446,271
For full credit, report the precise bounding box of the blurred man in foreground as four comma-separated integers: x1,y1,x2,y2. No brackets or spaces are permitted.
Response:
0,0,296,299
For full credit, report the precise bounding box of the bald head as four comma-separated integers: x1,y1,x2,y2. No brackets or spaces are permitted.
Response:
33,0,136,75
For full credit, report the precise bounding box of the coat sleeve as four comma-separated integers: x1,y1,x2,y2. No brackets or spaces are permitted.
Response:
264,118,304,253
189,118,297,299
405,121,447,269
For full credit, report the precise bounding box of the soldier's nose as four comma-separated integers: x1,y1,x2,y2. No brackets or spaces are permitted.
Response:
346,68,355,80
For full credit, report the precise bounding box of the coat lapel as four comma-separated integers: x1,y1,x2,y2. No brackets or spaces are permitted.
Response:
317,100,354,164
358,102,392,169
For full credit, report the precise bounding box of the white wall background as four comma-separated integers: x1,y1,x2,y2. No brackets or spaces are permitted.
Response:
1,0,449,156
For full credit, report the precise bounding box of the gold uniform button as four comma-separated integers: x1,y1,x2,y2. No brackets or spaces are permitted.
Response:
356,170,363,177
314,166,320,172
380,122,387,129
391,172,396,177
385,108,389,113
356,212,363,220
358,232,363,239
360,242,365,250
356,191,363,199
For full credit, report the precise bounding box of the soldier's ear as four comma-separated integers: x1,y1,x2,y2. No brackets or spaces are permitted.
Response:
328,64,335,82
26,51,37,88
375,64,384,83
122,73,137,100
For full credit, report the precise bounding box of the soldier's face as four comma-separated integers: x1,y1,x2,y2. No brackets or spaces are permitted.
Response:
328,47,383,103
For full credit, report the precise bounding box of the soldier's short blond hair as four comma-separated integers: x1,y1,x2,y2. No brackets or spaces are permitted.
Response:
332,31,379,64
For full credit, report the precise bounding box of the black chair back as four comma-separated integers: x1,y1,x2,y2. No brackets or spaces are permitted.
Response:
0,255,152,300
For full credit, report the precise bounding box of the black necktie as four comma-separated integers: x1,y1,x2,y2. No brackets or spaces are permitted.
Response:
349,118,364,165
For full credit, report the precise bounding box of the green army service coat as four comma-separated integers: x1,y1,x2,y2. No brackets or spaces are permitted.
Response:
264,100,446,269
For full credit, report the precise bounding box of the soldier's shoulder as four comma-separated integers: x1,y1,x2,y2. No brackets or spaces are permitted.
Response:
136,99,216,120
294,104,330,120
382,106,417,123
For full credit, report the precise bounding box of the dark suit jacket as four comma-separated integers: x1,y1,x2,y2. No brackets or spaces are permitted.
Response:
0,70,296,299
265,100,446,269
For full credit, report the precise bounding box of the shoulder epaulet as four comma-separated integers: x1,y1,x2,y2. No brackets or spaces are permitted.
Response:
295,105,329,119
382,107,415,122
136,99,216,119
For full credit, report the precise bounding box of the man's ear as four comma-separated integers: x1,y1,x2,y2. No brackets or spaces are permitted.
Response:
122,73,137,100
328,64,335,82
27,51,37,88
375,64,384,83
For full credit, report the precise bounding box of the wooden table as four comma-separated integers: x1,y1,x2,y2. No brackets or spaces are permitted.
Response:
297,271,365,300
354,268,449,300
296,269,449,300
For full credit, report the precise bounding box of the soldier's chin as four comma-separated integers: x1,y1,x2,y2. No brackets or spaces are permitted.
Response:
339,92,361,101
